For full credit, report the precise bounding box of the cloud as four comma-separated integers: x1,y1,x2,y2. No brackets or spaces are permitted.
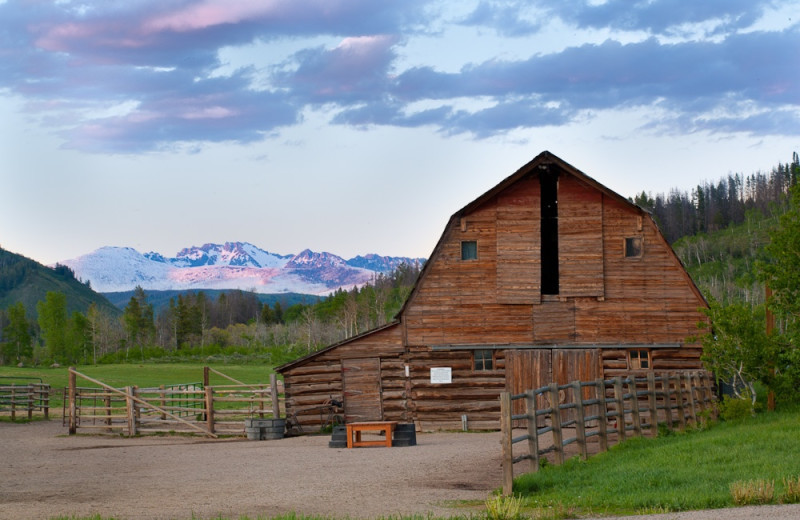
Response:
275,35,400,104
385,27,800,136
1,0,798,153
462,0,788,36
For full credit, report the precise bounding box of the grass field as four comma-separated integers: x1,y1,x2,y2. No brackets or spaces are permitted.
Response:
514,406,800,517
0,363,276,414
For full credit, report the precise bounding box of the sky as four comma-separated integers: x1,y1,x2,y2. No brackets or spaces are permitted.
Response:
1,0,799,266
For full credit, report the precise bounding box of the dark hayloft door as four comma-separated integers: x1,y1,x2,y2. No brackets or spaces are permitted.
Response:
342,357,383,423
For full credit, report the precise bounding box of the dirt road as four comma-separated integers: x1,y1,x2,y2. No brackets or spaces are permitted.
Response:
2,420,500,519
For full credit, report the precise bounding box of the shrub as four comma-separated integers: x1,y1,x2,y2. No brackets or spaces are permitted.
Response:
730,479,774,505
718,395,754,422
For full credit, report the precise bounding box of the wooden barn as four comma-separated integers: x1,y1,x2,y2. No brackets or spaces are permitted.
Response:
276,151,708,431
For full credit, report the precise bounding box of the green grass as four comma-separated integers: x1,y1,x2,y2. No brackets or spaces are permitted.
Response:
513,407,800,517
0,363,276,415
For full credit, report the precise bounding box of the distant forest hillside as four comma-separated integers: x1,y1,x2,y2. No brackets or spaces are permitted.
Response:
634,153,799,244
653,154,800,306
0,248,120,319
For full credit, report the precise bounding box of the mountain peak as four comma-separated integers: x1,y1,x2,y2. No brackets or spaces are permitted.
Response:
287,249,347,269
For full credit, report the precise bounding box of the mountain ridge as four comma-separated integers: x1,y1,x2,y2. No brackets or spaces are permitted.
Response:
59,242,426,295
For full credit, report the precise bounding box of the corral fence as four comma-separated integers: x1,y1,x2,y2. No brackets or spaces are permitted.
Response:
0,376,50,420
66,366,283,438
500,371,716,495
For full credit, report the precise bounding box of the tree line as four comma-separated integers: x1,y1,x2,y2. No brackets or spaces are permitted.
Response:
0,262,421,366
634,153,800,243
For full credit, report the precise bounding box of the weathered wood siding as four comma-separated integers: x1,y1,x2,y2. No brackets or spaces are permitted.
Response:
558,174,604,298
279,155,708,432
497,175,541,304
404,168,706,349
281,324,404,429
404,198,537,346
342,357,382,422
408,347,507,431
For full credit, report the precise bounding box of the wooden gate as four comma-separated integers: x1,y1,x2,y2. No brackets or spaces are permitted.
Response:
342,358,383,423
505,348,601,425
553,349,602,421
505,350,551,426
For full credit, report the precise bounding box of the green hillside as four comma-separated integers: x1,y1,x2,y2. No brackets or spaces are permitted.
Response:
0,248,120,319
673,212,775,305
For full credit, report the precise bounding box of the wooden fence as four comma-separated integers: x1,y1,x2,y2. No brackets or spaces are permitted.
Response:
0,381,50,420
500,371,716,495
66,367,283,438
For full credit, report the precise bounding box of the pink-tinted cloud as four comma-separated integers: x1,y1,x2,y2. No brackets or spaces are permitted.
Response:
143,0,279,33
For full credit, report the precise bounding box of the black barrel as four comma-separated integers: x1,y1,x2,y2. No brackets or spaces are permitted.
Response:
392,423,417,447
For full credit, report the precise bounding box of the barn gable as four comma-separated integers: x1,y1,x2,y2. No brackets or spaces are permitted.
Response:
277,151,708,431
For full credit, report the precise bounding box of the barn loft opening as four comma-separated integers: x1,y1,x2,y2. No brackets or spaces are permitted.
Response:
540,167,559,295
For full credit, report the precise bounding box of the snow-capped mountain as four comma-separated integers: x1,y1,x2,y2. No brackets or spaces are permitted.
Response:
59,242,424,295
146,242,292,269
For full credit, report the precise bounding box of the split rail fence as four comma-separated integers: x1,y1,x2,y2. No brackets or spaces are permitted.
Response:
0,378,50,420
500,371,716,495
66,367,283,438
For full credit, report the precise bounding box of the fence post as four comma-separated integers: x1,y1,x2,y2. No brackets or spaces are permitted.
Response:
549,383,564,465
660,375,673,431
125,386,137,436
9,384,17,421
685,372,697,425
500,392,513,496
27,384,34,420
526,390,539,472
205,385,215,435
105,393,112,432
647,372,658,436
627,378,642,437
595,378,608,452
42,385,49,420
270,373,281,419
571,381,587,460
613,377,626,442
673,374,686,430
68,368,77,435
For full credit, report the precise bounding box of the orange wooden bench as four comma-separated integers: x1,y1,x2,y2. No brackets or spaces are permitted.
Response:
345,421,398,448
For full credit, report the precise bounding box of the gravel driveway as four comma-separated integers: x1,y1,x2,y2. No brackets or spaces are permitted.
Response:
2,420,501,519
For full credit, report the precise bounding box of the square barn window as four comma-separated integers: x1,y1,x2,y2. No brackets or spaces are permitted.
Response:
461,240,478,260
474,349,493,371
629,349,650,370
625,237,643,258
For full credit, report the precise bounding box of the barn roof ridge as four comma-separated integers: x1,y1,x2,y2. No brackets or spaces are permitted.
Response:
456,150,642,217
274,321,400,373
